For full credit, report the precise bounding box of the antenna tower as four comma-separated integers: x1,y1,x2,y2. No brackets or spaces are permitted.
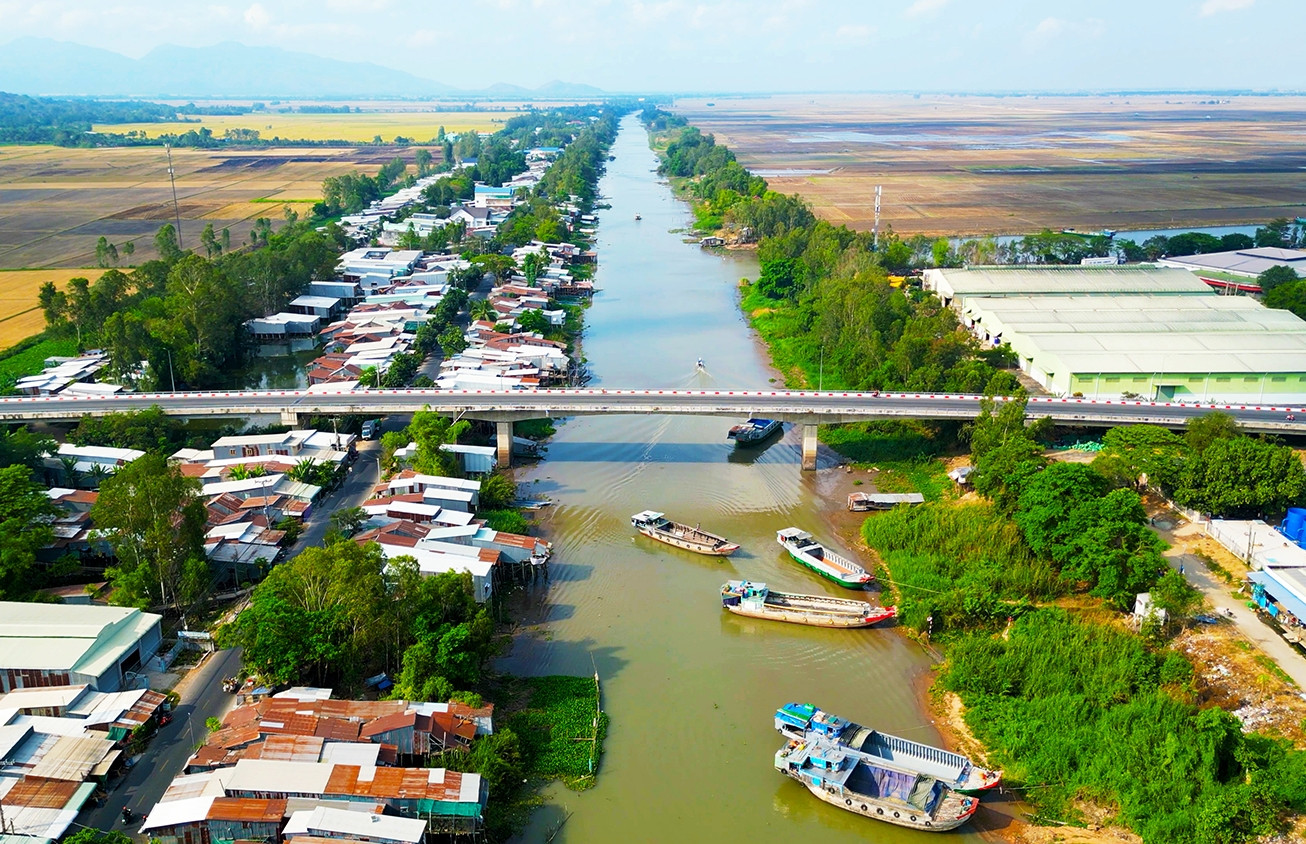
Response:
165,143,183,249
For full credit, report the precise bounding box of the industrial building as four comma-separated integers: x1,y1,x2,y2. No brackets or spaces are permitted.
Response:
1159,246,1306,280
924,266,1306,402
0,603,162,693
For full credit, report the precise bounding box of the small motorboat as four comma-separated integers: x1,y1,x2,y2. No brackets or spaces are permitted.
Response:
634,213,642,220
727,418,782,446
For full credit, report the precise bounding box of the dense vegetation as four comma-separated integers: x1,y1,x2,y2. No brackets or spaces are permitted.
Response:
944,609,1305,843
34,217,346,389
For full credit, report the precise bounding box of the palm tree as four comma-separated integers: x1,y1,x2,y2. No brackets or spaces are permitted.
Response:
227,464,267,481
469,300,496,323
286,459,318,484
58,456,81,488
86,463,111,489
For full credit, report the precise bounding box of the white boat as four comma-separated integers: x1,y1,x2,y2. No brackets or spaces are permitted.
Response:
631,511,739,556
776,528,873,588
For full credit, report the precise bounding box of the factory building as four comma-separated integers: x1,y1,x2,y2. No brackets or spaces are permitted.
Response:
924,266,1306,402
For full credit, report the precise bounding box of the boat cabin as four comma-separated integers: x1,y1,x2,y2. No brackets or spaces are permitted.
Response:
721,580,769,609
777,528,820,553
630,511,671,530
776,702,850,740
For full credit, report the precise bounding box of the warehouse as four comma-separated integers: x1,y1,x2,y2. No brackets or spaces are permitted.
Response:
1159,246,1306,280
0,603,163,693
926,266,1306,402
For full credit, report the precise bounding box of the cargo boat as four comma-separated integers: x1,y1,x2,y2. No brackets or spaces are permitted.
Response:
631,511,739,556
720,581,895,628
775,702,1002,794
727,418,783,445
776,528,873,588
846,492,925,512
775,736,979,832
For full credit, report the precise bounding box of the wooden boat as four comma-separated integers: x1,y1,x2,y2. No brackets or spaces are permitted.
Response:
727,418,782,445
776,528,872,588
775,736,979,832
631,511,739,556
775,703,1002,795
721,581,894,628
847,492,925,512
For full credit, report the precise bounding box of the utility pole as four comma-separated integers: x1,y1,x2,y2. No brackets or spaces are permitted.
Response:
872,184,882,251
166,143,183,250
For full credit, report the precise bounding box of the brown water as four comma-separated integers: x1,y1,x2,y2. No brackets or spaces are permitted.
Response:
501,115,989,844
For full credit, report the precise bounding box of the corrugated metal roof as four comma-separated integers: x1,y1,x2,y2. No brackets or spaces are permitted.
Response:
929,265,1212,299
206,797,286,823
4,777,80,809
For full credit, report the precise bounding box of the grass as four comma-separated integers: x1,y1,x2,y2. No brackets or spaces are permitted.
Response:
1194,549,1238,585
0,336,77,378
0,269,104,347
97,110,524,143
819,420,955,501
504,675,607,791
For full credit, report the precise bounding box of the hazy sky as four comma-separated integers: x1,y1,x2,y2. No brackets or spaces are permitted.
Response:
1,0,1299,92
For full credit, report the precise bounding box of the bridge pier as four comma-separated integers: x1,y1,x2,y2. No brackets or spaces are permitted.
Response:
280,409,299,427
496,421,513,469
801,424,819,471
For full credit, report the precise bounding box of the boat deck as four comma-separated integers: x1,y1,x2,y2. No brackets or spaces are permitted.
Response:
845,726,969,783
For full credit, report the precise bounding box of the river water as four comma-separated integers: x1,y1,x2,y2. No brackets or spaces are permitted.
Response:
501,115,988,843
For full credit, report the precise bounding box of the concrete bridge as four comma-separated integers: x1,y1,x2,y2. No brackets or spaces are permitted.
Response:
2,388,1299,469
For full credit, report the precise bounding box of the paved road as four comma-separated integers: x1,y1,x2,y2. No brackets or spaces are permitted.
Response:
290,439,383,553
1162,523,1306,688
80,648,243,833
0,389,1301,433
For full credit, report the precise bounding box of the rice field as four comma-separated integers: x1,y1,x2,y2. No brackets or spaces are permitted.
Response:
675,94,1306,237
0,268,103,348
0,144,400,269
97,109,523,143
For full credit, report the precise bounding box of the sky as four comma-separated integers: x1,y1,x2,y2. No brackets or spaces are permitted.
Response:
0,0,1300,92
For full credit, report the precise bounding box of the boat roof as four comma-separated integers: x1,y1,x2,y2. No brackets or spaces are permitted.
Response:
745,418,776,425
632,511,665,521
777,527,813,541
723,580,766,592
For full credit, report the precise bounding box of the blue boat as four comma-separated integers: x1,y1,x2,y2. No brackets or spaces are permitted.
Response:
775,702,1002,795
726,418,782,445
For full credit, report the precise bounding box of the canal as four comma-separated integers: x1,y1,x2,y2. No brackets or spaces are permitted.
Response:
501,115,988,843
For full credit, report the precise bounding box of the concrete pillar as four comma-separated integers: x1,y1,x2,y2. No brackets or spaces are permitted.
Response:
496,421,513,469
280,409,299,427
801,424,819,471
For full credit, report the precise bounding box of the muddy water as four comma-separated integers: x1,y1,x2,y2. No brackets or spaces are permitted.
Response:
501,115,987,844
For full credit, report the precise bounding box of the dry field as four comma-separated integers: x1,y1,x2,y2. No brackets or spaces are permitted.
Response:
0,268,103,348
674,94,1306,237
98,109,524,143
0,145,402,269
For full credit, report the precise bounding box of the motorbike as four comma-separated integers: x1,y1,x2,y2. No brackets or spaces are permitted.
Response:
120,808,134,824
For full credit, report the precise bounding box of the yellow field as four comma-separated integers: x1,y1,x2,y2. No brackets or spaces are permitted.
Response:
97,110,523,143
0,145,394,268
0,269,104,347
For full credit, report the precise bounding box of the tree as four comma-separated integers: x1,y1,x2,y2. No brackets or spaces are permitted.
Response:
409,409,468,477
415,148,433,175
469,299,497,323
1257,264,1299,294
0,465,58,598
122,240,136,259
199,223,220,258
517,309,550,335
973,436,1047,514
63,829,133,844
1264,279,1306,320
329,506,368,537
1093,424,1185,489
1185,412,1242,455
91,453,209,612
1174,435,1306,519
479,473,516,511
359,366,379,389
1150,569,1202,629
439,325,468,357
521,250,544,286
968,392,1033,460
154,223,182,263
1014,462,1110,564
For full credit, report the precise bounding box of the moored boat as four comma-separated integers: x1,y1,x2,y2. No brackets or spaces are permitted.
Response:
775,702,1002,794
776,528,872,588
775,736,979,832
720,581,895,628
631,511,740,556
726,418,782,445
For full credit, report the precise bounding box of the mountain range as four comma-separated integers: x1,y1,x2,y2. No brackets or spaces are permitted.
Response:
0,38,606,99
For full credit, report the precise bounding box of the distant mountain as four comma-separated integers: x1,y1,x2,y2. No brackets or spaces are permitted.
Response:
0,38,604,99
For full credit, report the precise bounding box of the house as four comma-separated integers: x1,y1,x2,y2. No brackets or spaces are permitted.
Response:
209,430,355,462
44,443,143,485
0,602,162,692
245,312,322,339
142,797,287,844
13,352,108,396
289,295,345,320
283,806,425,844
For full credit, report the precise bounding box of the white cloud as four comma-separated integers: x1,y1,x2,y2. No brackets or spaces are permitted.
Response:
903,0,947,18
1200,0,1253,14
242,2,270,27
835,23,874,43
1024,16,1105,49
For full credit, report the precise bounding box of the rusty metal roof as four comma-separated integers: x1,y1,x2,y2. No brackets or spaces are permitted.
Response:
359,712,415,738
250,735,324,763
206,797,287,823
4,776,80,809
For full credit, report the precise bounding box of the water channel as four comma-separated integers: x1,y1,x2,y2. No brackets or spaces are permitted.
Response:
501,115,991,843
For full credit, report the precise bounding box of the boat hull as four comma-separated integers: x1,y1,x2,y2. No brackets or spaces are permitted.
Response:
723,603,892,628
637,526,739,557
792,776,976,832
786,549,870,589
